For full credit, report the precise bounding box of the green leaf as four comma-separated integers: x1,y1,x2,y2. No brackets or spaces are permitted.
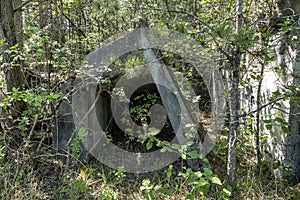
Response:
145,192,153,200
157,184,172,195
282,126,290,134
146,141,153,150
36,48,44,57
148,128,160,136
12,87,19,92
273,160,280,169
201,157,209,163
203,168,213,177
275,102,282,108
197,178,209,187
167,165,173,178
222,186,232,196
187,150,199,159
274,117,284,123
186,178,198,186
272,90,281,98
194,171,202,177
266,124,272,130
211,176,222,185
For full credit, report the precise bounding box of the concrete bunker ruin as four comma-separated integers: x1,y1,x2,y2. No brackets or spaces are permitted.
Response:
52,50,211,162
52,27,225,171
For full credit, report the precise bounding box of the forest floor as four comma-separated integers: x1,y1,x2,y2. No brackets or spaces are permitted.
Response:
1,133,300,200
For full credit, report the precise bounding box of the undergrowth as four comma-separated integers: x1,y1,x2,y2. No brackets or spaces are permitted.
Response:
0,132,299,200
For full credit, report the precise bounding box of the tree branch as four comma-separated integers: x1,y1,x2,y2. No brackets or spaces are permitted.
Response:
123,6,232,59
240,95,290,118
14,0,33,12
62,12,86,38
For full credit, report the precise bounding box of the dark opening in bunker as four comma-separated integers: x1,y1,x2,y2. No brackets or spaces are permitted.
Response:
95,83,178,153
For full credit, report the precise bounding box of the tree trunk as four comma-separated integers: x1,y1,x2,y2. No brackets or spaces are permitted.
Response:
274,0,300,184
283,38,300,184
0,0,26,118
227,0,243,189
